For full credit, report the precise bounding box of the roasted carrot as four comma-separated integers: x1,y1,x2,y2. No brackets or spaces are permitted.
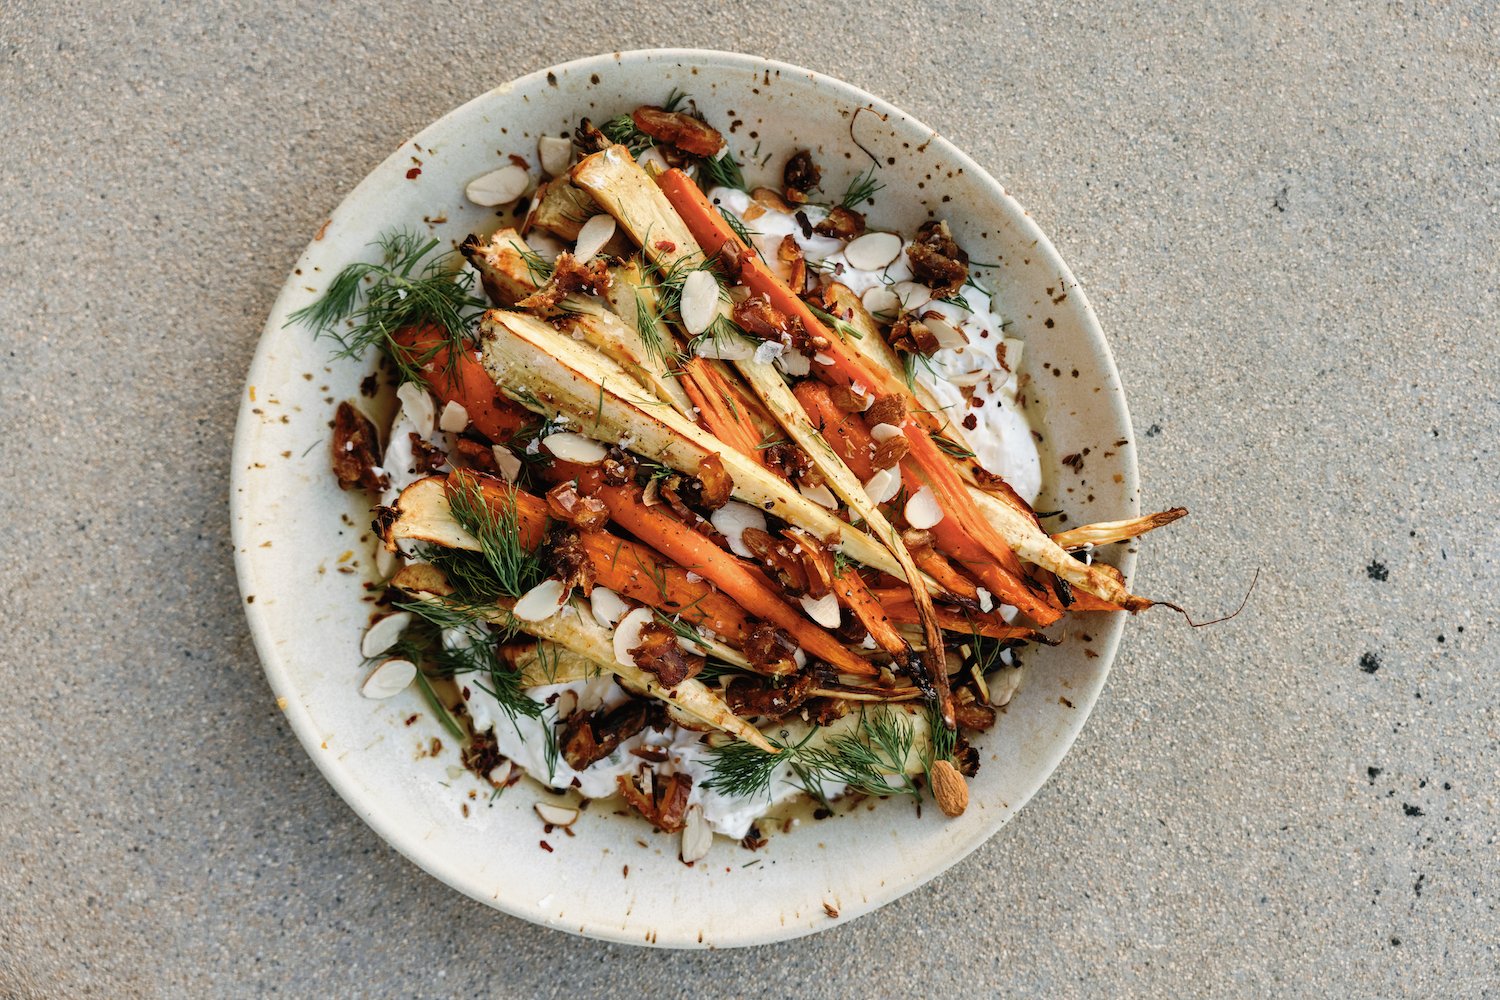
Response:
832,564,910,656
592,481,876,676
392,325,530,443
456,472,753,644
679,357,766,465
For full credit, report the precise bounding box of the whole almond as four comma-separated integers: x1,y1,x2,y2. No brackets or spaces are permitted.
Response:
930,759,969,818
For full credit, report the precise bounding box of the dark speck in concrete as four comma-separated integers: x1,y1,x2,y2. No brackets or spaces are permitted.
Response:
1366,560,1388,581
1359,652,1381,674
1403,804,1425,817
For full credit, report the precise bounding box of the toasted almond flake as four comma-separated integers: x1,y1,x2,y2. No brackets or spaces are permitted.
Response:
373,544,399,579
775,350,811,376
989,665,1023,707
535,802,579,827
438,400,469,433
843,231,903,271
923,313,968,351
590,586,629,628
862,467,900,505
488,761,513,786
904,486,943,529
492,445,523,482
538,135,573,177
812,352,835,366
861,285,901,317
693,331,755,360
465,164,530,207
893,280,933,312
869,422,904,443
511,579,566,622
361,611,412,658
975,586,994,613
709,501,767,558
948,370,988,387
798,482,838,509
361,658,416,699
679,269,719,336
573,213,616,262
680,804,712,864
799,592,841,629
395,382,436,438
541,431,608,464
999,603,1019,624
554,689,579,721
793,647,807,669
612,607,655,669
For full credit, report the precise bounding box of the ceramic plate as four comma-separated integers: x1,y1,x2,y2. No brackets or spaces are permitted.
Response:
231,48,1140,948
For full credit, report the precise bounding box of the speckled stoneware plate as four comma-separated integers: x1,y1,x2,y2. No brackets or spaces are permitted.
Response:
232,48,1140,948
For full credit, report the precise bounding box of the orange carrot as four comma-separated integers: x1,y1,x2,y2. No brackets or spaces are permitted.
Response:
679,357,765,464
657,169,1053,614
393,325,530,443
593,481,875,676
456,472,753,644
832,565,909,657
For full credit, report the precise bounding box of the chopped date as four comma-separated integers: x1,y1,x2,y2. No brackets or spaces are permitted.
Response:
331,401,389,492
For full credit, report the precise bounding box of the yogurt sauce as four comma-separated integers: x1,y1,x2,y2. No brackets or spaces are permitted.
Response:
709,187,1042,504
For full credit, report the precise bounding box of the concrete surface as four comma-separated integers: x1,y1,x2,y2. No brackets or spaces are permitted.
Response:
1,1,1496,996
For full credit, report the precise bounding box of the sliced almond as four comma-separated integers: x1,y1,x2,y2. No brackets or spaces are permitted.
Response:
538,135,573,177
862,467,900,506
361,611,412,658
612,607,654,668
361,658,416,699
799,592,841,629
812,352,836,366
492,445,523,482
680,804,712,864
572,213,616,262
989,665,1023,707
589,586,629,628
843,232,903,271
554,688,579,722
395,382,436,438
487,760,513,787
892,280,933,312
511,579,566,622
465,164,530,207
438,400,469,433
861,285,901,317
534,802,579,827
869,422,904,443
775,350,811,377
541,431,608,464
798,481,838,509
904,486,943,529
709,501,767,558
373,544,399,579
922,313,968,351
678,269,719,336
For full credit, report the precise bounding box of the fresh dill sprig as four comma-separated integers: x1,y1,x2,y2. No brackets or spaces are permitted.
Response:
755,432,788,450
444,472,547,600
718,207,764,261
841,165,885,210
700,151,747,191
687,314,747,359
902,350,939,390
831,548,852,577
931,432,976,460
633,288,669,365
938,292,973,311
701,709,921,802
806,302,864,341
286,230,486,384
919,700,956,783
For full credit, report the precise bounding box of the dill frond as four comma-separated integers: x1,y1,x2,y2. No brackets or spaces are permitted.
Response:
286,230,486,384
840,165,885,210
701,151,746,191
443,472,547,600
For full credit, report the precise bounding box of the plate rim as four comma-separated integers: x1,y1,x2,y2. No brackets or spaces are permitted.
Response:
231,46,1140,948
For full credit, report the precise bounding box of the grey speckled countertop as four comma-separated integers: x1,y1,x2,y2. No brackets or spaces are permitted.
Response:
2,2,1496,996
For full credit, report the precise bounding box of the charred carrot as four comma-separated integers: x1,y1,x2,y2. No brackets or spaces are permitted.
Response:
679,357,766,464
392,325,530,443
593,481,876,676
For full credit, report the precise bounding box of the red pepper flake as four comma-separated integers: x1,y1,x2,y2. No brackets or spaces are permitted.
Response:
653,240,676,253
403,714,419,726
405,167,421,180
539,840,554,853
508,153,529,169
